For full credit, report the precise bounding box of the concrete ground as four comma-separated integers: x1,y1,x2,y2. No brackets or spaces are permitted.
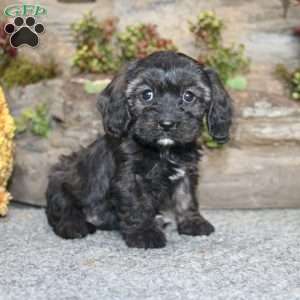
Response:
0,206,299,300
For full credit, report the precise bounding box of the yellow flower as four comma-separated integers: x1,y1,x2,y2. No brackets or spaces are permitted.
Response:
0,187,11,217
0,86,15,217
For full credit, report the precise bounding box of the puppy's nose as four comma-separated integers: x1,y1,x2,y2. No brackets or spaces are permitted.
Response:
159,120,175,130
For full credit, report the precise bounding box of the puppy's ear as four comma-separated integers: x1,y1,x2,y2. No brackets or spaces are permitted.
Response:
97,62,135,137
205,68,233,143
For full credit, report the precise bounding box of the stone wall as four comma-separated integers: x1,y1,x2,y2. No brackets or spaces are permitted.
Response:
3,0,300,207
14,1,299,77
6,79,300,208
3,0,297,81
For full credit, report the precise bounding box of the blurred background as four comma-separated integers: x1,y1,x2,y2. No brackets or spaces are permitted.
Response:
1,0,300,211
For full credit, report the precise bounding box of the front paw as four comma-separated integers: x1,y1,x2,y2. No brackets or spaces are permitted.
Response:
55,218,96,239
124,227,167,249
178,218,215,236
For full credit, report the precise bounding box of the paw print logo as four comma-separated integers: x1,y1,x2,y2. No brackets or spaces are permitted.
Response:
4,16,45,48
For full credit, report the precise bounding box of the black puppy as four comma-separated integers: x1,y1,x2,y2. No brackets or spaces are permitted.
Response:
46,51,232,248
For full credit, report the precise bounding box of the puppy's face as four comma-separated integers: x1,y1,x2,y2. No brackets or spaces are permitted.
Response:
99,52,232,146
126,61,210,146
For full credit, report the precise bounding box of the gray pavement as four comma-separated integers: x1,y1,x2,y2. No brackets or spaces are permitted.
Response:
0,206,300,300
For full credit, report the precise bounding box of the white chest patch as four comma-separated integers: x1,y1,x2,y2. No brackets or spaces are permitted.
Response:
169,168,186,181
158,138,174,146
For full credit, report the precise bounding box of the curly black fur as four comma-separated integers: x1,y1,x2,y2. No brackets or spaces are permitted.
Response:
46,51,232,248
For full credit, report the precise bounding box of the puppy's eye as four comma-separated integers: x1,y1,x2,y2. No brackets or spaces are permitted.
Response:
141,89,154,102
183,91,195,103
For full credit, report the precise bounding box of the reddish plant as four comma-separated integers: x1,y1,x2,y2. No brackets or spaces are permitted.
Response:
0,21,17,58
117,24,177,61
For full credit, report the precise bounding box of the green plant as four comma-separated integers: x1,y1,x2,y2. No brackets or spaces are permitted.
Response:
1,57,58,88
204,44,250,84
0,20,17,76
0,19,58,87
71,12,178,73
15,103,51,137
226,75,247,91
71,12,119,73
72,12,116,45
274,64,300,100
291,70,300,100
190,11,250,87
84,79,109,94
200,120,223,149
274,64,291,83
189,10,223,49
117,24,177,61
72,44,118,73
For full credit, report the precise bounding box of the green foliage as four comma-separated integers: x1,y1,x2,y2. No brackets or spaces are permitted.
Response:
201,120,223,149
190,11,244,148
71,12,116,45
274,64,291,82
84,80,108,94
1,57,58,88
71,13,119,73
0,20,58,87
190,11,250,86
205,44,250,84
72,44,118,73
0,20,18,76
0,49,9,76
71,12,177,73
274,64,300,100
117,24,177,61
15,103,51,138
291,70,300,100
189,10,223,49
1,20,57,87
226,75,247,91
